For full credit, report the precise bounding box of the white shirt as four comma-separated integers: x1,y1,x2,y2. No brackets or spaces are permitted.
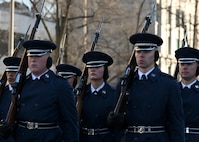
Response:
138,67,154,80
91,82,105,93
31,69,49,80
181,80,197,89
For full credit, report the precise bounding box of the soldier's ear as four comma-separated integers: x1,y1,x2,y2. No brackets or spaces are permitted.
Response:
73,77,77,88
46,57,52,68
196,65,199,76
154,51,159,62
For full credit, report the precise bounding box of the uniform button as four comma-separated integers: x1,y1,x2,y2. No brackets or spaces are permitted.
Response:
34,104,39,107
133,106,137,109
146,137,151,141
133,137,138,141
21,103,25,107
146,105,151,109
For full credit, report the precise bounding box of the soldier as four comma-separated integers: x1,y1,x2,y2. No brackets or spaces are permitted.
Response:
175,47,199,142
14,40,79,142
79,51,117,142
109,33,185,142
0,56,21,142
56,64,82,88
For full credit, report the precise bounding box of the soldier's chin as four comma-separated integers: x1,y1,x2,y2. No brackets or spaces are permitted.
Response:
90,77,99,80
8,79,14,83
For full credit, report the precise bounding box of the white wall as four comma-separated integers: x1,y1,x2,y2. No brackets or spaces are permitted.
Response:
0,9,55,40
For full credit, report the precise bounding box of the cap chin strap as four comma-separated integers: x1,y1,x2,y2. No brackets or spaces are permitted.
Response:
58,72,76,76
86,60,107,68
178,58,199,63
27,49,51,56
134,46,156,51
134,43,158,51
6,66,19,72
135,43,157,47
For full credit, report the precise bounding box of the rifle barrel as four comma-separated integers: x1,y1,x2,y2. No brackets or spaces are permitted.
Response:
76,18,104,121
113,4,154,114
0,25,31,100
5,0,45,125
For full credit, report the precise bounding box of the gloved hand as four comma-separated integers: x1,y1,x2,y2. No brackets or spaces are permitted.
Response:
107,111,124,132
0,120,13,138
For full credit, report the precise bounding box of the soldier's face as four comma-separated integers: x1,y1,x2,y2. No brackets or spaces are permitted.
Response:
179,62,198,81
67,76,75,88
6,71,17,84
88,66,104,81
28,53,49,76
135,50,155,72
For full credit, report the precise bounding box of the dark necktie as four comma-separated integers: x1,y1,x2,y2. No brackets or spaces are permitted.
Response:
183,86,190,95
33,78,39,81
141,74,147,80
92,90,98,95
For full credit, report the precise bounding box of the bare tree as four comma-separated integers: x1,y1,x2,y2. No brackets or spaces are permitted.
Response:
4,0,197,85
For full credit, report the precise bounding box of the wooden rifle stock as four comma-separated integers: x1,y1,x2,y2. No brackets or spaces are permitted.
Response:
113,3,155,114
114,52,136,113
0,25,30,100
5,0,45,125
76,18,104,121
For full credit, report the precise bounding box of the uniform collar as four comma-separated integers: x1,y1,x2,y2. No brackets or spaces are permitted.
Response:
31,69,49,80
90,82,105,93
138,67,154,80
181,80,197,89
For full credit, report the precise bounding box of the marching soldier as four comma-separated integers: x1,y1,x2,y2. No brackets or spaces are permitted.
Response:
79,51,118,142
175,47,199,142
56,64,82,89
0,56,21,142
109,33,185,142
14,40,79,142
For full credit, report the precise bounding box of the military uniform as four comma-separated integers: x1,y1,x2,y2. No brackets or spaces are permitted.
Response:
0,86,11,121
175,47,199,142
0,85,14,142
80,83,116,142
0,56,21,142
114,33,185,142
14,40,79,142
122,66,184,142
79,51,119,142
179,81,199,142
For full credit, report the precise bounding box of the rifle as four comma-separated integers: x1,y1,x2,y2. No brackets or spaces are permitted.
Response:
76,18,104,121
56,33,67,66
5,0,45,125
142,3,155,33
109,3,155,120
174,25,188,78
0,25,31,100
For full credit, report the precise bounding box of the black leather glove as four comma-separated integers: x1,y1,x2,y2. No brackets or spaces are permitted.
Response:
0,120,13,138
107,111,124,132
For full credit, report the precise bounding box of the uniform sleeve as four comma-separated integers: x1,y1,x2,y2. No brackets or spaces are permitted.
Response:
58,80,79,142
167,80,185,142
